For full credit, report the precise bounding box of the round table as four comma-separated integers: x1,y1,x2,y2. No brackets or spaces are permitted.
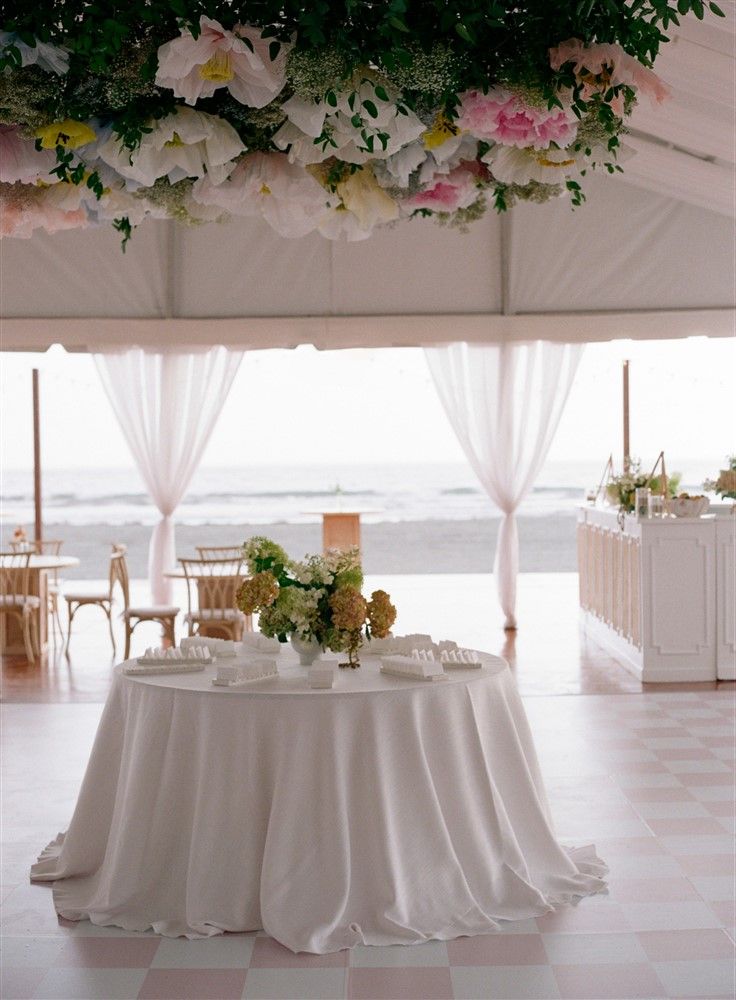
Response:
1,554,79,654
31,646,607,953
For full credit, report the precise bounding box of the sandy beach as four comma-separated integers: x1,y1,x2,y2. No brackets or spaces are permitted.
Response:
38,513,579,580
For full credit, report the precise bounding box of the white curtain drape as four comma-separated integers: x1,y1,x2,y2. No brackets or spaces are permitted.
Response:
93,347,243,604
426,340,583,629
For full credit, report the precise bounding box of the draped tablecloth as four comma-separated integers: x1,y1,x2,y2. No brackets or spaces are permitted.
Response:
31,649,607,953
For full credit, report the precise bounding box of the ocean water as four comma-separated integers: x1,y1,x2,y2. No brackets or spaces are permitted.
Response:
0,459,714,529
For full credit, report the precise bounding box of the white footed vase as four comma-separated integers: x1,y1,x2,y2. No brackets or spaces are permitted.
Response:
290,634,322,666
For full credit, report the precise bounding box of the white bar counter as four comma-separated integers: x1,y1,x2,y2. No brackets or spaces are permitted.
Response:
577,506,735,682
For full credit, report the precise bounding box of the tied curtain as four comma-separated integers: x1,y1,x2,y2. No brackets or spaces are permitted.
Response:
93,347,243,604
426,340,583,629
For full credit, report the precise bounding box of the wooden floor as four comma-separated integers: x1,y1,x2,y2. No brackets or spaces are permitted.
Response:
2,573,732,703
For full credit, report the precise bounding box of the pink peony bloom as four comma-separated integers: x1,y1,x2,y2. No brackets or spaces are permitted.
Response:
456,87,578,149
156,16,290,108
0,126,56,183
404,161,486,213
550,38,670,105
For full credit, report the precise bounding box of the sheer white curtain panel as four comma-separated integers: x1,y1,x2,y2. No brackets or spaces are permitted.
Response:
426,340,583,629
93,347,243,604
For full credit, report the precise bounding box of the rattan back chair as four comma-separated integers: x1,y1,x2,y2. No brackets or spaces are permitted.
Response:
0,550,40,662
180,555,250,640
195,545,244,560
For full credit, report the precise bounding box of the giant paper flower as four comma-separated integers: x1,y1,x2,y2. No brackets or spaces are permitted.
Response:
0,126,56,183
456,87,578,149
483,144,585,186
193,151,334,237
0,31,69,75
403,161,485,213
335,164,399,229
274,78,425,166
35,118,97,151
549,38,670,105
155,16,290,108
0,182,88,239
98,108,245,187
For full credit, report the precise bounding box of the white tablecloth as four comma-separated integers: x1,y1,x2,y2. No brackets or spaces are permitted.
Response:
31,648,607,953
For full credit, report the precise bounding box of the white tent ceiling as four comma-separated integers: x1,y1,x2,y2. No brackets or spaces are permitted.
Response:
1,9,734,352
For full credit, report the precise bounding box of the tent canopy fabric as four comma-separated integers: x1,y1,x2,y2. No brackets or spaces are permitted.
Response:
1,11,733,352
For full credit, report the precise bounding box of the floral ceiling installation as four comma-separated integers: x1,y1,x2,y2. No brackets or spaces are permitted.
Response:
0,0,724,245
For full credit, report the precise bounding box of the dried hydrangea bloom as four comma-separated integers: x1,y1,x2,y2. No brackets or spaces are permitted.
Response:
330,586,368,633
367,590,396,639
236,571,279,615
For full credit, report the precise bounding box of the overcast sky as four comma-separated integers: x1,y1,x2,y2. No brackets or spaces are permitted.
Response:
0,337,732,474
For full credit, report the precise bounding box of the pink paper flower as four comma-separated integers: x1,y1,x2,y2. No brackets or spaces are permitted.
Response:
550,38,670,105
404,161,486,213
0,183,88,239
456,87,577,149
156,16,290,108
0,126,56,184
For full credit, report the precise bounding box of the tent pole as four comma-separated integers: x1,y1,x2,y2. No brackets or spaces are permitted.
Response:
32,368,42,544
622,359,630,472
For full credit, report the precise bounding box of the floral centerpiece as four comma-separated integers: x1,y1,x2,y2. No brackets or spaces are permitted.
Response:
236,536,396,668
704,455,736,501
606,460,682,513
0,1,723,244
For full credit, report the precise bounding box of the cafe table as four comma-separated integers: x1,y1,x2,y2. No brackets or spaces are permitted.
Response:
1,554,79,655
31,644,607,953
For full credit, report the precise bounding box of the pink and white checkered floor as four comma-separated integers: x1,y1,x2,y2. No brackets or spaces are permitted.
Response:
2,688,734,1000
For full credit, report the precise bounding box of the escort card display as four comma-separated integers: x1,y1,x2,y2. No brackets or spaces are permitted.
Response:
240,632,282,654
212,657,278,687
181,636,237,657
380,653,447,682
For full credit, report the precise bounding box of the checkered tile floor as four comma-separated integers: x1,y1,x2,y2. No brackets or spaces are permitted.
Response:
2,690,734,999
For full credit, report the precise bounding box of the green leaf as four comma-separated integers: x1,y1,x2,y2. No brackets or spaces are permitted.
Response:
268,40,281,62
455,22,474,44
374,85,389,102
325,89,337,108
388,16,410,32
362,99,378,118
709,1,726,14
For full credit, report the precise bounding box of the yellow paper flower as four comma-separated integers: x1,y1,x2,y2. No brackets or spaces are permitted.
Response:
35,119,96,150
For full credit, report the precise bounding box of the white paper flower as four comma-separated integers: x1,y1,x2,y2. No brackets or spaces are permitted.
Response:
155,17,290,108
482,144,585,186
192,151,335,238
97,108,245,187
274,79,425,167
0,31,69,75
0,126,56,183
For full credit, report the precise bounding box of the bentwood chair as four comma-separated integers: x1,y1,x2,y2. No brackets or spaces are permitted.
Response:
195,545,244,560
66,544,180,658
180,555,251,640
0,551,40,662
11,539,65,643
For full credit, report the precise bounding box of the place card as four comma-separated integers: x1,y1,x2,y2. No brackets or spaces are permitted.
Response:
308,661,336,689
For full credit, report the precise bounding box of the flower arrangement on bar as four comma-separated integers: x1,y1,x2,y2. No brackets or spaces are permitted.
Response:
605,459,682,514
0,0,723,244
235,536,396,668
704,455,736,502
